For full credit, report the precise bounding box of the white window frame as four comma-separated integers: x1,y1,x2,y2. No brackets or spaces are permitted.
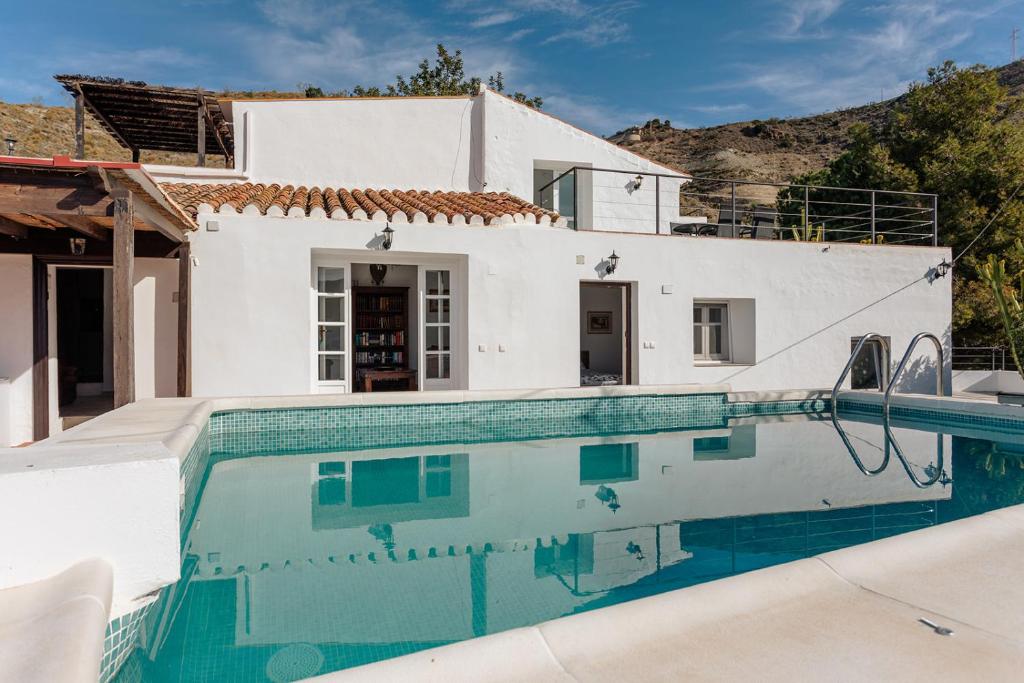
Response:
423,268,453,387
312,263,351,392
693,302,730,362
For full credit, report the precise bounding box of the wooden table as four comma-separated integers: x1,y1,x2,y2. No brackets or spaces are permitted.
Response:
358,368,417,392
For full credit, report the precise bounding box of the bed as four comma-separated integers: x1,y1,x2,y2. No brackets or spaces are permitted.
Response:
581,366,622,386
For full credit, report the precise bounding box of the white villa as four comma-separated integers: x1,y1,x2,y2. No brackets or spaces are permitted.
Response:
0,76,951,446
14,76,1024,683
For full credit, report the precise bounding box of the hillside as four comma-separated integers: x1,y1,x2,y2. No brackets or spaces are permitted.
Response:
612,61,1024,190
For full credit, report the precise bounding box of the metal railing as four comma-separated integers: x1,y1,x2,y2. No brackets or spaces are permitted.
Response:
535,166,939,246
882,333,946,488
831,332,949,488
951,346,1017,371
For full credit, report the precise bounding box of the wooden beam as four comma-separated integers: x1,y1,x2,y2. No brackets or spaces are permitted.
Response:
54,215,109,241
75,90,85,159
0,215,29,239
77,85,133,152
177,242,191,397
0,183,113,217
112,191,135,408
196,92,206,167
0,227,177,257
32,257,48,441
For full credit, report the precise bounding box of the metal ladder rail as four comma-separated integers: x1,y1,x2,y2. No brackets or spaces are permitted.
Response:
882,333,947,488
831,333,892,476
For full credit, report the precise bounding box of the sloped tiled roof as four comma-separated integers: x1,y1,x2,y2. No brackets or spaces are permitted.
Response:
160,182,563,226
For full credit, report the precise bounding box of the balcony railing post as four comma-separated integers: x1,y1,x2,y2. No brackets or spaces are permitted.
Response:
731,182,737,228
993,348,997,371
655,175,660,234
932,195,938,246
870,190,876,244
573,168,579,231
803,186,809,232
1002,347,1006,371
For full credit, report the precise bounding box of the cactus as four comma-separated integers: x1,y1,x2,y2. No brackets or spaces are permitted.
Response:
979,239,1024,382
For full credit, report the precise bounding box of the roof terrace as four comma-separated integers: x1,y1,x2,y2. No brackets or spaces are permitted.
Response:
538,166,938,246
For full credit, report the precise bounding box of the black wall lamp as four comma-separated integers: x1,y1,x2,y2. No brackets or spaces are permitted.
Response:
381,224,394,251
633,174,643,191
605,251,620,275
935,258,951,278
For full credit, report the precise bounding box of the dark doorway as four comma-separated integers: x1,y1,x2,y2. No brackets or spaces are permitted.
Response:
56,268,112,423
580,282,632,386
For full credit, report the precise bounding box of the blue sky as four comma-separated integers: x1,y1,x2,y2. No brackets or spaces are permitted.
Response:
2,0,1022,134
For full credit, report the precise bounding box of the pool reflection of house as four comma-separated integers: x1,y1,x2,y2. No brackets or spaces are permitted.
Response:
151,417,951,665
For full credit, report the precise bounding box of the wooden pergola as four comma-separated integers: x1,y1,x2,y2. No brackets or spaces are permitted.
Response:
54,75,234,166
0,156,196,440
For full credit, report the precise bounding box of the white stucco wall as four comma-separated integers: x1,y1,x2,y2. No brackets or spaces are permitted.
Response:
210,90,684,234
0,255,32,446
482,91,683,233
230,96,482,190
186,213,951,397
134,258,179,400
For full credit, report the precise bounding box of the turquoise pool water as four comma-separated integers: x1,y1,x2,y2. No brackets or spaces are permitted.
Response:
116,401,1024,682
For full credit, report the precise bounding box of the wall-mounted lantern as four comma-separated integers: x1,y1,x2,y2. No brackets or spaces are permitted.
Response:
633,174,644,191
381,224,394,251
935,259,951,278
69,238,86,256
4,137,15,155
606,251,620,275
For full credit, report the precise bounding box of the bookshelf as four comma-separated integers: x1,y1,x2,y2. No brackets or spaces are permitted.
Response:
352,286,412,391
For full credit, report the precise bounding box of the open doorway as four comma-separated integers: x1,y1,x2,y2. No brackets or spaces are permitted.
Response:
579,282,632,386
56,267,112,429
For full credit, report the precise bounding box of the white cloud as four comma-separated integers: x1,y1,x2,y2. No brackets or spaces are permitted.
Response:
778,0,843,38
470,11,519,28
721,0,1009,113
688,103,749,114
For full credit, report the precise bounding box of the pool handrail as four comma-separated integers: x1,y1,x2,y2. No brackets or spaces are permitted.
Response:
882,332,947,488
830,333,893,476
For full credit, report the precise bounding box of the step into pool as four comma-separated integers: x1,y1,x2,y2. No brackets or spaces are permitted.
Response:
114,401,1024,682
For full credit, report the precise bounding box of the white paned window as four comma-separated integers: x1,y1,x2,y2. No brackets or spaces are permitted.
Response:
425,270,452,379
694,303,729,361
316,266,346,382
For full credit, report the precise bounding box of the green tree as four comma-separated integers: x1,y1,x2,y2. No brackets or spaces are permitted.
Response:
782,61,1024,345
304,44,542,109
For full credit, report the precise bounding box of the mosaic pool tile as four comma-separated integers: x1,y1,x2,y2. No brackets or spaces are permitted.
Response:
837,399,1024,434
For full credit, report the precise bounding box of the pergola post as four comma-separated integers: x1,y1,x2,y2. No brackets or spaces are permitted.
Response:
196,92,206,168
177,242,191,397
112,190,135,408
74,90,85,159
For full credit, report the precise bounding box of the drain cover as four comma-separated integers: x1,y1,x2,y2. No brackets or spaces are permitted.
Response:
266,643,325,682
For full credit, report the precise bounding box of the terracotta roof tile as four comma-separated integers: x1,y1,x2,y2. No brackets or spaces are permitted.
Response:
159,182,563,226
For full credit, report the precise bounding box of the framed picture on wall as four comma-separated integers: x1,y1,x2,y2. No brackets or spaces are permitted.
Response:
588,311,613,334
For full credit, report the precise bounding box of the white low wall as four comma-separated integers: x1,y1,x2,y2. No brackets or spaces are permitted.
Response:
0,442,180,617
952,369,1024,394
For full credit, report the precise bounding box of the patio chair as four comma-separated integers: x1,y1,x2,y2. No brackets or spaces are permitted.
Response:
716,223,738,238
750,206,777,240
670,222,699,235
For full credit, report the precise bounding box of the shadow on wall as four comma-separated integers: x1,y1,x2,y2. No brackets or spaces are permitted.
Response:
889,326,953,396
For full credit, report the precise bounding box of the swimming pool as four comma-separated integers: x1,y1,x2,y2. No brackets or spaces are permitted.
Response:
114,396,1024,682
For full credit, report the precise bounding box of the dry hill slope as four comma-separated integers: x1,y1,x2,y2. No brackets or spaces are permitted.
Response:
612,61,1024,185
